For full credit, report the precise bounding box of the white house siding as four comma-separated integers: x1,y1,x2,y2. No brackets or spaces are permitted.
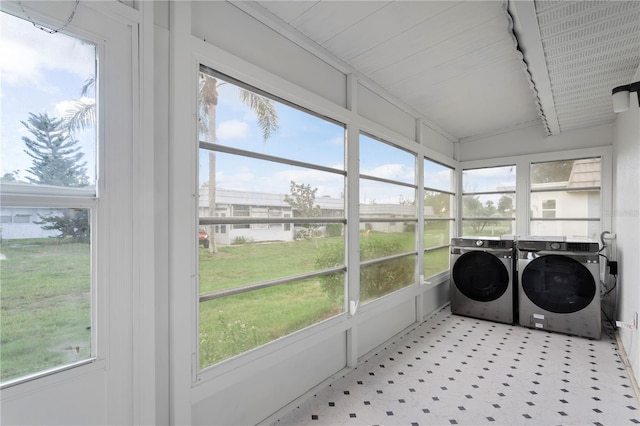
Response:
0,207,61,240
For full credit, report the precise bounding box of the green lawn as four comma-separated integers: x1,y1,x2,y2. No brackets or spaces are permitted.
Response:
0,239,91,382
1,233,451,380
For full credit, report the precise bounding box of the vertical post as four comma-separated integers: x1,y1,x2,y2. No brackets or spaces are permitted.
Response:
345,74,360,368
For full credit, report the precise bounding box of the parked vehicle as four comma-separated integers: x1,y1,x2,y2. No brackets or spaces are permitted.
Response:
199,229,210,248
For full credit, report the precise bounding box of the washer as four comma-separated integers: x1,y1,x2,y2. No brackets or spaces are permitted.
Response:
450,237,516,324
518,238,601,339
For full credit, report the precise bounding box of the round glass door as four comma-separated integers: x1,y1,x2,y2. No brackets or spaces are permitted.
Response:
452,251,509,302
521,255,596,314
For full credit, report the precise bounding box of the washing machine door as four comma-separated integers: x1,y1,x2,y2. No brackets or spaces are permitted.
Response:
452,251,510,302
521,254,596,314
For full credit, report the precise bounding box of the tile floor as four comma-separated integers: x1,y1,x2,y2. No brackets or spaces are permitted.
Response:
274,306,640,425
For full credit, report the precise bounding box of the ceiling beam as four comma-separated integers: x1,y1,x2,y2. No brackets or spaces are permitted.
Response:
509,0,561,136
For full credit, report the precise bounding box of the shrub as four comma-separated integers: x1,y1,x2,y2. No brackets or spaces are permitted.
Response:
325,223,343,238
315,234,414,301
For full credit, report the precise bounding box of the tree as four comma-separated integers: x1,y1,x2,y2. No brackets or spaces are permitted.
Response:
497,195,513,214
0,171,19,182
21,112,90,242
63,75,95,134
35,208,89,243
200,72,279,254
22,112,88,187
284,181,322,243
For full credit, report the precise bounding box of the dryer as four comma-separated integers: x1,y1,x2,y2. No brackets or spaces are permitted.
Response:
450,237,516,324
518,238,601,339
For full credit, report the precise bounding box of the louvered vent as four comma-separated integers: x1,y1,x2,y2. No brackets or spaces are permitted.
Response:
488,240,507,248
534,0,640,133
567,242,594,252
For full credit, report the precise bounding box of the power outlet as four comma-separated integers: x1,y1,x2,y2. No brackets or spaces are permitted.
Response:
616,313,638,330
616,321,634,329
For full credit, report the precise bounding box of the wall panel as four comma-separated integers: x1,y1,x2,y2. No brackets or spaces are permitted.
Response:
459,123,613,161
191,332,347,425
191,1,347,109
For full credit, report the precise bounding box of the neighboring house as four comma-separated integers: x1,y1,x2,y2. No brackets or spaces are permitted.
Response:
0,207,60,240
530,158,601,239
199,187,419,245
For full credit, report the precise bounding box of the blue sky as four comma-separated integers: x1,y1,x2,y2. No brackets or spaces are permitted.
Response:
1,11,96,184
199,76,456,204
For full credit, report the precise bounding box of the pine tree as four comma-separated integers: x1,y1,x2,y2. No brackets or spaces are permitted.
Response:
21,112,91,243
22,112,89,187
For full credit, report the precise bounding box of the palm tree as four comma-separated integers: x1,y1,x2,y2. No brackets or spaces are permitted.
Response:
200,72,279,253
63,72,279,254
63,76,95,134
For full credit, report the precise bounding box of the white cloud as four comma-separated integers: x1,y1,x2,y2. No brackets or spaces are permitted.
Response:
362,164,414,183
217,120,250,140
0,13,95,90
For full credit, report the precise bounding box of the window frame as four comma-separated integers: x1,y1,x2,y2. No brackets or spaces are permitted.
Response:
529,156,602,239
196,65,348,374
423,157,456,279
0,11,103,388
461,165,517,236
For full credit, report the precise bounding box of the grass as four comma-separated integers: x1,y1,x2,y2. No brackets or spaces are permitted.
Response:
0,239,91,383
0,231,451,381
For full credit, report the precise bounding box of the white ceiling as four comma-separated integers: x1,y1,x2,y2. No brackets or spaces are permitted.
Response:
235,0,640,143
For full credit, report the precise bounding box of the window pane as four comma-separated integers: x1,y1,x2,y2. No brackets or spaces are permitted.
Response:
0,208,91,383
531,191,600,219
529,220,600,240
463,194,515,218
424,247,450,278
463,165,516,192
199,150,345,203
197,67,347,370
360,223,416,261
360,134,415,185
360,179,416,207
361,255,415,302
1,12,97,190
199,69,345,170
462,219,514,237
531,158,601,188
199,275,344,368
199,226,345,294
424,220,452,249
425,191,453,218
424,158,453,192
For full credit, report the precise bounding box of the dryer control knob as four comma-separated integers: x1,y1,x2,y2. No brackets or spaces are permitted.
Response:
475,240,484,247
550,242,561,250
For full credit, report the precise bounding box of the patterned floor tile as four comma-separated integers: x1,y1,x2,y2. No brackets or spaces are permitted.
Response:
273,306,640,426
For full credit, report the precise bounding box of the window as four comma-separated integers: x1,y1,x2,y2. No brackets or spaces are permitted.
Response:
13,214,31,224
197,66,346,370
462,165,516,236
530,158,601,239
0,12,97,385
359,133,417,302
542,200,556,218
424,159,455,278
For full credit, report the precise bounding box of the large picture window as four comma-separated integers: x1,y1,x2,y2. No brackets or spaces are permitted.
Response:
530,158,601,239
462,165,516,236
424,159,455,278
359,134,417,302
0,12,97,385
197,66,346,369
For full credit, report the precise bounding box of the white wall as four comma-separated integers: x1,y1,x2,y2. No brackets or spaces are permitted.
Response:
458,121,613,162
612,83,640,386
